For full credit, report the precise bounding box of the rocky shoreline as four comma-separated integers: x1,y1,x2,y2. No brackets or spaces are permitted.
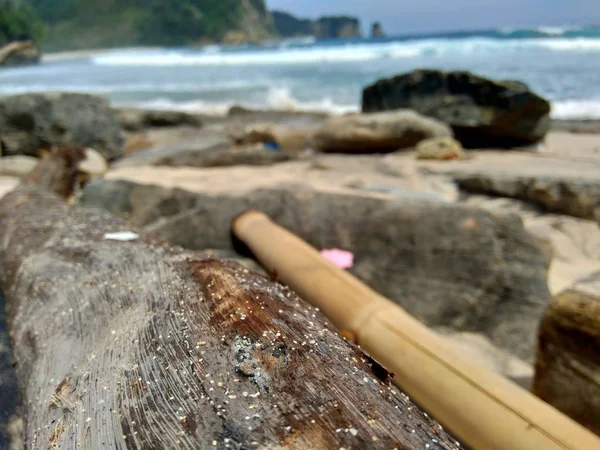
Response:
1,69,600,442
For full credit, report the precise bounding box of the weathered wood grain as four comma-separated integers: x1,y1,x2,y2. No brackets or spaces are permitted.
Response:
0,150,461,449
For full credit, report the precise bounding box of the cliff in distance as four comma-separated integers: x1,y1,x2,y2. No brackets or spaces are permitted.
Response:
25,0,275,50
272,11,362,39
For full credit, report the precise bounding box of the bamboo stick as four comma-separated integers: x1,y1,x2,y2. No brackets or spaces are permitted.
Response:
232,210,600,450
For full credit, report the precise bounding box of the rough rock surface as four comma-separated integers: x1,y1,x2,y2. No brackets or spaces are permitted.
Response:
116,108,202,131
114,136,292,168
461,195,600,295
362,69,551,148
457,174,600,221
0,93,123,160
313,111,452,153
82,178,552,361
0,41,40,67
533,272,600,435
417,137,466,160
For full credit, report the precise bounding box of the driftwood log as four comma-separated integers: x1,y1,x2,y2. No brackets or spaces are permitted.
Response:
0,149,460,449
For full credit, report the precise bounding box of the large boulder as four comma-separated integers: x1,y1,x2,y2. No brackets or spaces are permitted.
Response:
533,272,600,435
82,179,551,361
0,93,123,160
0,41,40,67
362,69,551,148
312,110,452,153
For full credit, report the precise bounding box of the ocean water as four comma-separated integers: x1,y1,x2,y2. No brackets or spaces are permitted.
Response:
2,26,600,118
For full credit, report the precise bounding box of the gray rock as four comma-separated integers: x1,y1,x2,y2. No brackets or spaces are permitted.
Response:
114,136,292,168
0,93,123,160
533,271,600,435
81,180,551,361
362,69,551,148
116,108,202,131
312,110,452,153
457,174,600,221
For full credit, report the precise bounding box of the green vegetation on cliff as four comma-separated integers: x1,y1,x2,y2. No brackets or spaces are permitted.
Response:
25,0,274,51
0,0,42,45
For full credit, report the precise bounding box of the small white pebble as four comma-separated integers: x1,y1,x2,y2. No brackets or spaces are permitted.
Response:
103,231,139,242
86,417,91,423
349,428,358,436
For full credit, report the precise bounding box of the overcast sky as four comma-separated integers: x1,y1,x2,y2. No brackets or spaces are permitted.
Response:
266,0,600,35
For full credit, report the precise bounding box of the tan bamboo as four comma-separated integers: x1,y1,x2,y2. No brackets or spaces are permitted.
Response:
232,210,600,450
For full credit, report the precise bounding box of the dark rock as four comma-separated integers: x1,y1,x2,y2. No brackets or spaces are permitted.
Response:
81,180,551,361
312,16,362,39
457,174,600,222
0,41,40,67
533,272,600,435
371,22,385,37
0,93,123,160
313,110,452,153
272,12,362,39
114,135,292,168
116,108,202,131
271,11,313,37
362,69,551,148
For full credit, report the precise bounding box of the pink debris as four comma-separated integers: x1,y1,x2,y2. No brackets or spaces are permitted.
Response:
320,249,355,269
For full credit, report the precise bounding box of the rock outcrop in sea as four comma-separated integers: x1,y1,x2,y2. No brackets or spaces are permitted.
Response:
272,11,362,39
371,22,385,37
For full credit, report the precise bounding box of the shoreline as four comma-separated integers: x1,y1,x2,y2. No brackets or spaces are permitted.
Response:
42,46,164,63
